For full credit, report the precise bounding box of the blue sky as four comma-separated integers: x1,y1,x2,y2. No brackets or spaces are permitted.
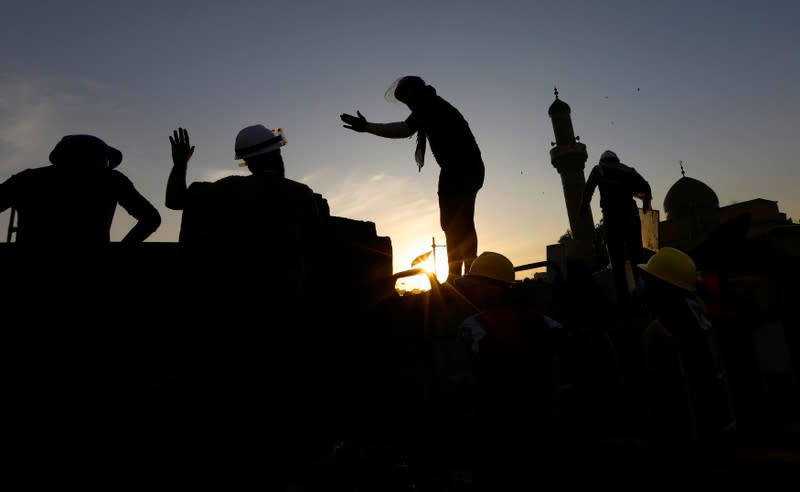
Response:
1,1,798,274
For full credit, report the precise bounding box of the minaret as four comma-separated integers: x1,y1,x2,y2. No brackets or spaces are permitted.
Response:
548,88,595,243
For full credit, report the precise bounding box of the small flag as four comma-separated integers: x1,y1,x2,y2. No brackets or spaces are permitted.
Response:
411,250,432,267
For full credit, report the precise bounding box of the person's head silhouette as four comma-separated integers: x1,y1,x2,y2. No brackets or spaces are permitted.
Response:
49,134,123,171
385,75,435,107
235,125,287,176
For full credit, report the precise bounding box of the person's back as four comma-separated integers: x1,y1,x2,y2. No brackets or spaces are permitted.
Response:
582,150,650,214
7,166,131,244
192,172,321,294
0,134,161,248
405,92,484,193
595,161,647,212
165,124,324,489
169,125,323,293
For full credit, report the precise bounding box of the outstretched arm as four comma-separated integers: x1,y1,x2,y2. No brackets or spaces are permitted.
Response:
166,127,195,210
340,111,413,138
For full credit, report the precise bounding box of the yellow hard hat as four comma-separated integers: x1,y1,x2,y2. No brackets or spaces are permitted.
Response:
637,247,697,292
467,252,515,284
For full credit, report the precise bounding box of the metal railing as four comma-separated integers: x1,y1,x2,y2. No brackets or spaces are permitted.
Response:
6,207,17,243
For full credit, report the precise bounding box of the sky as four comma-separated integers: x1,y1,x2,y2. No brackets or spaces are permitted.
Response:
1,0,798,276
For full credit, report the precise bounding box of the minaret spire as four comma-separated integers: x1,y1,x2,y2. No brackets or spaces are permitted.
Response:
547,90,594,252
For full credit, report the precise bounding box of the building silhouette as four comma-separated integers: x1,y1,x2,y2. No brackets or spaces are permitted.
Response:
547,88,595,268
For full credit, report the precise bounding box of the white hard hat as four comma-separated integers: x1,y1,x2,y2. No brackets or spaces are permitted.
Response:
234,124,287,161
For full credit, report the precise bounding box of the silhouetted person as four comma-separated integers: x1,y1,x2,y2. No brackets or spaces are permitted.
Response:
164,125,324,490
166,125,323,298
580,150,651,310
341,75,484,281
0,134,161,246
637,247,734,490
0,134,160,491
455,252,568,490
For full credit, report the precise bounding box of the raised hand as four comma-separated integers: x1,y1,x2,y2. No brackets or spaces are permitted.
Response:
340,111,367,132
169,127,195,167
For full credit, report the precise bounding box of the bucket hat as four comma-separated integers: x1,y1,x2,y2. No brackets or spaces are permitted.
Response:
49,135,123,169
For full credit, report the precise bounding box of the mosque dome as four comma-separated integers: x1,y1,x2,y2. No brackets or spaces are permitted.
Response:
663,176,719,221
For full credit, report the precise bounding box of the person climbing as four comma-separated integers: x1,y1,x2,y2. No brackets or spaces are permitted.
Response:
580,149,652,309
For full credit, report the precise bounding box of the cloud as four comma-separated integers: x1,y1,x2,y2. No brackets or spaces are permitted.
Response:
300,167,443,271
0,76,60,174
0,74,116,176
314,170,433,225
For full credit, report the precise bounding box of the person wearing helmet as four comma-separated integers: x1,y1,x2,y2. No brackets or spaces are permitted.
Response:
454,252,568,489
165,125,324,490
0,134,161,246
166,125,323,297
579,149,652,310
341,76,485,282
637,247,734,488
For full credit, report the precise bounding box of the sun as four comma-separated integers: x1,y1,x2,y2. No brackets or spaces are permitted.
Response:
394,243,449,294
416,252,449,284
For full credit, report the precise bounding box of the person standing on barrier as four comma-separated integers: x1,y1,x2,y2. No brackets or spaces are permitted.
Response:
341,76,485,282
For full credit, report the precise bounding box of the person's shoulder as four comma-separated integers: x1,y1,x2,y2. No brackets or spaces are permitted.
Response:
14,165,51,178
213,174,246,184
282,177,315,194
4,165,57,185
186,179,217,196
433,93,456,107
616,162,639,174
193,174,245,190
433,95,464,115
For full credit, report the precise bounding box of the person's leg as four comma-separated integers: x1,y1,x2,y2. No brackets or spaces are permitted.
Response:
627,210,644,276
604,215,630,309
439,191,477,279
458,192,478,272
